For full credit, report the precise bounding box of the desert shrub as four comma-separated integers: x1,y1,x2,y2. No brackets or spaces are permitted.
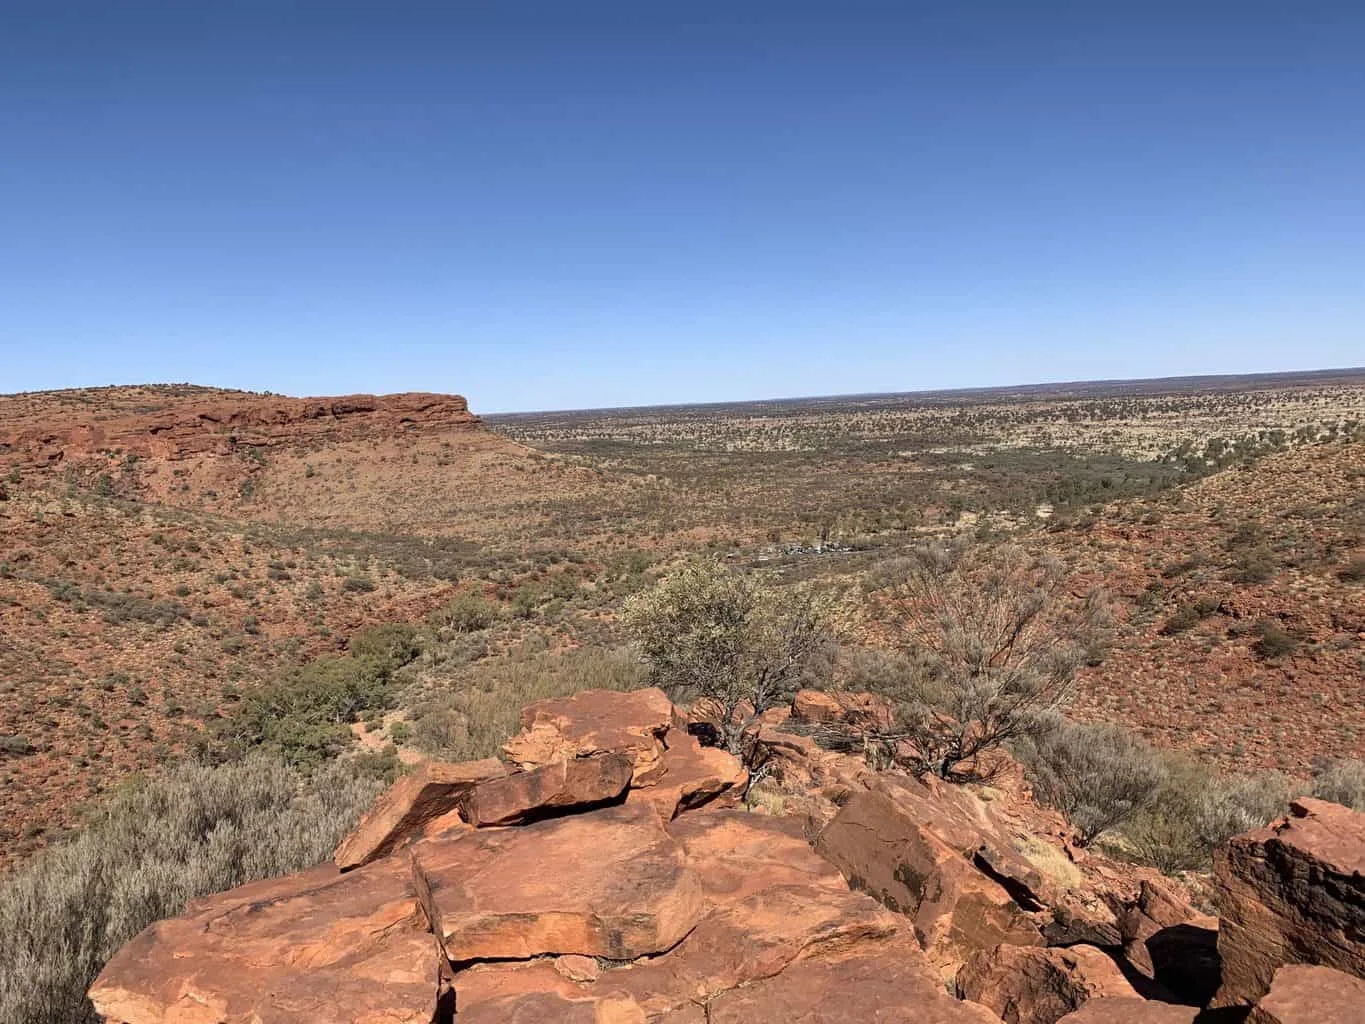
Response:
1014,717,1166,845
1159,603,1202,635
347,622,423,667
1312,758,1365,810
0,757,382,1024
341,576,376,593
1228,545,1277,584
868,542,1112,780
429,592,501,633
1338,557,1365,583
1121,757,1295,873
409,644,646,760
0,735,34,756
216,635,417,767
1254,620,1298,660
624,561,834,756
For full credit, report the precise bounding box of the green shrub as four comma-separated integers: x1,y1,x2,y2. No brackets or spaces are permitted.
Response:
1338,558,1365,583
1014,717,1166,845
0,757,382,1024
341,576,376,593
347,622,423,667
0,735,34,757
1312,758,1365,810
1121,757,1294,872
429,592,500,633
1254,620,1298,660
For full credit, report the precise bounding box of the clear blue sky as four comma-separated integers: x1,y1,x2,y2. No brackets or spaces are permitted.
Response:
1,3,1362,412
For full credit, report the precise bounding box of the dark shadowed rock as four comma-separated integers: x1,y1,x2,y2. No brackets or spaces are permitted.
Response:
957,944,1140,1024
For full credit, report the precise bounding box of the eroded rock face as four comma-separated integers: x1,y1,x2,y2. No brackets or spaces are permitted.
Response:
502,687,677,784
1247,964,1365,1024
625,733,747,821
1213,798,1365,1008
816,787,1044,976
334,758,507,870
956,944,1139,1024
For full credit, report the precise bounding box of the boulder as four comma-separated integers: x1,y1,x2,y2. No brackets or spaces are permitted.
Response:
625,733,747,820
503,687,676,784
1054,997,1198,1023
1213,798,1365,1008
1247,964,1365,1024
816,787,1043,975
89,859,442,1024
956,944,1140,1024
416,802,704,961
463,751,633,826
1113,878,1220,1005
333,757,506,870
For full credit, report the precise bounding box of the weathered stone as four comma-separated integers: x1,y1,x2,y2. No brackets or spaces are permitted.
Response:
334,757,507,870
817,788,1043,975
1213,798,1365,1008
89,859,441,1024
1247,963,1365,1024
554,954,601,984
416,802,704,961
957,944,1140,1024
463,752,632,826
503,687,675,784
791,688,894,730
697,933,1006,1023
625,733,747,820
1055,997,1198,1023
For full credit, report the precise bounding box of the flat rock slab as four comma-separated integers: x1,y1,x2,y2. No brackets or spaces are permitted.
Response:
464,751,633,826
416,802,704,961
1247,964,1365,1024
1055,998,1199,1023
502,686,676,783
334,757,507,870
1214,798,1365,1008
89,860,440,1024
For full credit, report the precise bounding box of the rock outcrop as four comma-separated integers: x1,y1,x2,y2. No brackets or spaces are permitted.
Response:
1,391,482,467
1213,797,1365,1008
86,688,1365,1024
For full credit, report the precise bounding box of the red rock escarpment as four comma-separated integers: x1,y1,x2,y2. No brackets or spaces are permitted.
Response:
0,391,481,466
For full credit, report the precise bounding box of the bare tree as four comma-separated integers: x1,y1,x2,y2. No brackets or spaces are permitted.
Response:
868,541,1112,781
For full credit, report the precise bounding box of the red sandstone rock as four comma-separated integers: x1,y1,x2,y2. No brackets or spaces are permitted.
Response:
416,802,703,961
89,859,441,1024
957,944,1140,1024
1213,798,1365,1008
333,757,507,870
463,752,633,826
1247,964,1365,1024
1054,997,1198,1023
625,733,747,820
1,391,481,467
816,787,1043,976
791,687,894,730
502,687,676,784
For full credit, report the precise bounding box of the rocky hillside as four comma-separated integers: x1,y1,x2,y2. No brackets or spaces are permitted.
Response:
90,686,1365,1023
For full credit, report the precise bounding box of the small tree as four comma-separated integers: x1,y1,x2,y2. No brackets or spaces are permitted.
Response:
871,542,1111,781
624,562,833,757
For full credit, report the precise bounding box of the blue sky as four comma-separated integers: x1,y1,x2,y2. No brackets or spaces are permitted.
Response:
1,3,1362,412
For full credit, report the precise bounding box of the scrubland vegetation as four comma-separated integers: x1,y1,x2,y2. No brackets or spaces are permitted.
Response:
2,373,1363,1022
